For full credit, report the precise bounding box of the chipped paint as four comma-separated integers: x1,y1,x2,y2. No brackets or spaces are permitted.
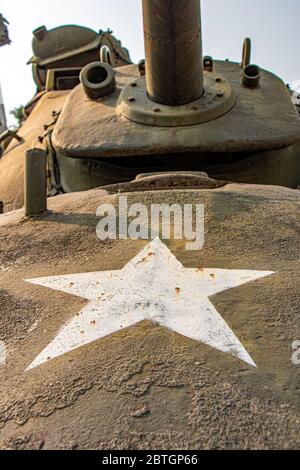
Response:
0,341,6,365
25,239,274,371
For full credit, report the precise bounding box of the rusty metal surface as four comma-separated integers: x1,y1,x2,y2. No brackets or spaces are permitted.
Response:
52,62,299,158
0,185,299,449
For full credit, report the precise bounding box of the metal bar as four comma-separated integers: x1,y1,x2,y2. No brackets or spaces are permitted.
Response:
0,129,24,145
25,148,47,216
142,0,204,106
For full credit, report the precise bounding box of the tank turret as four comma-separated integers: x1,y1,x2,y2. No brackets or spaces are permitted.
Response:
51,0,299,193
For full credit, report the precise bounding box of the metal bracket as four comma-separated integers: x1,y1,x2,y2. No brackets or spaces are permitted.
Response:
117,72,235,127
0,129,24,145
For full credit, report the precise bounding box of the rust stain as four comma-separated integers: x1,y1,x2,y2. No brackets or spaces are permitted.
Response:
136,252,155,265
175,287,181,296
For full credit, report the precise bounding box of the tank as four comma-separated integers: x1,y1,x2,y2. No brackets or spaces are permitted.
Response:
0,0,300,451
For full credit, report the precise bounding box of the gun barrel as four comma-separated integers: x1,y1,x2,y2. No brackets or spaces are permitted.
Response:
142,0,204,106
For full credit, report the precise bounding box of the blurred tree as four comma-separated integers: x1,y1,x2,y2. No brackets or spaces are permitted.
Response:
10,105,25,127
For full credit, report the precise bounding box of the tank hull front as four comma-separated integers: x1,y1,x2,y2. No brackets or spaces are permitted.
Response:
0,185,299,449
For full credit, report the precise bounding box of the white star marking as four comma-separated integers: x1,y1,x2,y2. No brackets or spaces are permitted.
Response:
25,239,274,371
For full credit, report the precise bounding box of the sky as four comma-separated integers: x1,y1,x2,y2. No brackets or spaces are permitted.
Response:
0,0,299,126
